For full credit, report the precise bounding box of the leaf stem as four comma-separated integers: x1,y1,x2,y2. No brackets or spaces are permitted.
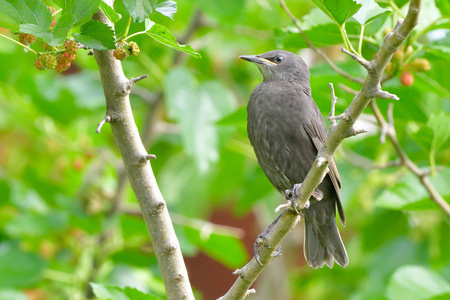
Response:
0,33,38,54
358,25,365,55
123,31,147,41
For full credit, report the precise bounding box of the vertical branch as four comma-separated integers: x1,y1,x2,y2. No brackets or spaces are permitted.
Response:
92,2,195,299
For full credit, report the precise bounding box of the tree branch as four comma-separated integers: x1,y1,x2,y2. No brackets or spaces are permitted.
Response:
92,2,195,299
219,1,423,299
279,0,364,85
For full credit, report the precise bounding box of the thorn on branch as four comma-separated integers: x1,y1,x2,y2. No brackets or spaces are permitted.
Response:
341,48,371,69
96,115,112,133
373,90,400,101
130,74,148,85
328,83,338,126
138,154,157,164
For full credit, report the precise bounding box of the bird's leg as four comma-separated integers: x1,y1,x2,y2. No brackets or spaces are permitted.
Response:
286,183,324,213
254,211,284,265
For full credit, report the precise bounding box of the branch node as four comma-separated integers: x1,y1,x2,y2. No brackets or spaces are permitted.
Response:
329,111,351,123
164,243,177,253
96,115,112,133
373,90,400,100
341,48,371,69
275,203,290,213
243,289,256,299
317,156,329,167
233,268,244,276
346,127,368,138
137,154,157,164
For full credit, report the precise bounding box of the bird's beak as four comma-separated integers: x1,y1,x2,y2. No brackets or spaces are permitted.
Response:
240,55,277,66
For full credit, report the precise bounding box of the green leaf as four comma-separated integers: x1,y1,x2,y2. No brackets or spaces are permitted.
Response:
123,0,156,23
183,225,248,268
375,168,450,211
64,0,102,27
428,112,450,151
145,20,201,58
352,0,391,25
155,0,177,20
310,0,362,25
73,20,115,50
91,283,161,300
100,1,121,23
18,3,79,45
193,0,244,24
0,0,52,32
387,265,450,300
5,211,68,237
0,0,24,31
0,242,46,288
435,0,450,16
164,68,236,172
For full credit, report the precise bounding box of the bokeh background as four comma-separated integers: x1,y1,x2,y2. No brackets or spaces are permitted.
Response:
0,0,449,299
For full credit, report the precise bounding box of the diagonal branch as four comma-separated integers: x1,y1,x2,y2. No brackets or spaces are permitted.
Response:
279,0,364,84
219,1,422,299
369,100,450,217
92,2,195,299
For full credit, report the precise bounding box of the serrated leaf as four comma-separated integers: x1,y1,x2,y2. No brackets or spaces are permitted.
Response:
145,20,201,58
387,266,450,300
73,20,115,50
155,0,177,20
100,1,121,23
352,0,391,25
0,0,52,32
310,0,362,25
49,13,76,45
19,23,53,42
123,0,156,23
63,0,101,27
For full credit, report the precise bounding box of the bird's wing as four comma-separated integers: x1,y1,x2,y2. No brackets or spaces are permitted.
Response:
303,119,346,225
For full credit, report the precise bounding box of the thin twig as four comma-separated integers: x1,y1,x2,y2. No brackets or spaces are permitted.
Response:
279,0,364,84
370,100,450,217
96,115,111,133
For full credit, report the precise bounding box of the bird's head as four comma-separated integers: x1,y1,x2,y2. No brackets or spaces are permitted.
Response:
240,50,310,84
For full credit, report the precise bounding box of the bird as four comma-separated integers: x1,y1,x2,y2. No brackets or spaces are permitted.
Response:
240,50,348,269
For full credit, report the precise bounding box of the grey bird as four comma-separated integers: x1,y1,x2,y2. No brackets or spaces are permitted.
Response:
241,50,348,268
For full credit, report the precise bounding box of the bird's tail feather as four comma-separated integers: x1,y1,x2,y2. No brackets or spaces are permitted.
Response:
304,217,348,269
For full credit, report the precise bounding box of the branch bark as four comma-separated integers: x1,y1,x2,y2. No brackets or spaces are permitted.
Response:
219,1,422,299
92,2,194,299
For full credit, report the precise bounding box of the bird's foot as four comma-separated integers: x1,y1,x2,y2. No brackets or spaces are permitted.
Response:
254,212,285,265
285,183,324,213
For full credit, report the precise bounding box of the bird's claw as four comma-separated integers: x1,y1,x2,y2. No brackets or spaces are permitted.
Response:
254,234,266,265
285,183,323,213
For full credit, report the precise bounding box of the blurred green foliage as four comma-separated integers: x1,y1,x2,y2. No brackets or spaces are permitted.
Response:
0,0,449,299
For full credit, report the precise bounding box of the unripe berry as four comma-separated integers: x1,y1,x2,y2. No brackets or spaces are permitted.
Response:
62,51,76,61
113,47,128,60
56,55,71,72
42,53,57,69
128,41,140,56
400,71,414,86
19,33,36,45
34,56,45,71
64,40,78,56
411,58,430,72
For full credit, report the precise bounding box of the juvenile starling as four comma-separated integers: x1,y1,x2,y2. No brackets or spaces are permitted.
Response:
241,50,348,268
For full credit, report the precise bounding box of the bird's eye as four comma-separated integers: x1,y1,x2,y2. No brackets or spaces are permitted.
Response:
274,56,284,63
